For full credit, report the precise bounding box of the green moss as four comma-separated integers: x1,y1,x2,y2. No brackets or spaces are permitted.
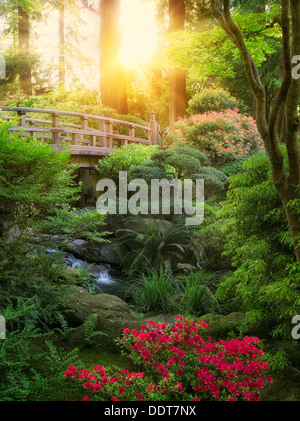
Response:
199,312,246,339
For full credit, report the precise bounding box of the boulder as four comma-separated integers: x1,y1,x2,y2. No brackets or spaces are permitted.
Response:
199,312,246,339
62,286,141,350
71,238,129,265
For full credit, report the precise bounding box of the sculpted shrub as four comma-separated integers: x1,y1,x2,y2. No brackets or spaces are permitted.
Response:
187,88,244,115
65,316,272,401
173,109,263,166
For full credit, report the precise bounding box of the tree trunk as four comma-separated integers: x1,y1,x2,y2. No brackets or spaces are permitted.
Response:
169,0,187,127
99,0,128,114
18,5,32,95
58,1,66,87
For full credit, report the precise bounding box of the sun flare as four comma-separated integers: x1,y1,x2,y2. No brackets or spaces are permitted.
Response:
120,0,159,69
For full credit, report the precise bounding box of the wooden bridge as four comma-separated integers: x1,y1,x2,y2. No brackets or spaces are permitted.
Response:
0,106,159,168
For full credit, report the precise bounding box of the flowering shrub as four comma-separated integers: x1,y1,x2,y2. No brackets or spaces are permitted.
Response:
173,109,264,166
65,316,272,401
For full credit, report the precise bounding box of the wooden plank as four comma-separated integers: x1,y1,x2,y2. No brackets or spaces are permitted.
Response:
9,107,151,131
8,125,152,145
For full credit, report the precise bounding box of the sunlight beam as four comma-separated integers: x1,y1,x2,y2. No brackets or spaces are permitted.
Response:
120,0,159,69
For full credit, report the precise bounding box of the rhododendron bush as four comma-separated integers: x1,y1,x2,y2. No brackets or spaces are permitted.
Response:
172,110,264,166
65,316,272,401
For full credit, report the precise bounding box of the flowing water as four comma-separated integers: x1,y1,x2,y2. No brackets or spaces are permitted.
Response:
45,248,132,301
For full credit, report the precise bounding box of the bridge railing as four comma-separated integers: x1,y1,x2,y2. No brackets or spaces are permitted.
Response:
0,106,158,155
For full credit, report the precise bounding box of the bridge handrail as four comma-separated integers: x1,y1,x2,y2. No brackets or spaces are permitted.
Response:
0,106,153,132
0,106,158,151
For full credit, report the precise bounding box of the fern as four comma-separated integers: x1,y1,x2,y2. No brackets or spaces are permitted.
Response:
82,313,108,346
53,313,77,337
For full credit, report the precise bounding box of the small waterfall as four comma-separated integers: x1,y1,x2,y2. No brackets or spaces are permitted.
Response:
96,268,117,286
45,247,122,296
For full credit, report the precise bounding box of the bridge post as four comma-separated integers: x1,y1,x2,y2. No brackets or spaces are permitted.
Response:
105,120,113,148
150,111,158,144
29,121,37,137
17,110,26,127
52,113,60,145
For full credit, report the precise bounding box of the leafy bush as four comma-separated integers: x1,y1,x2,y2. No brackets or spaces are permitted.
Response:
217,151,300,338
178,270,221,316
0,117,79,223
35,205,108,243
0,237,73,329
152,142,207,178
171,110,263,166
116,217,192,275
192,167,228,199
188,88,246,115
95,143,159,185
127,161,170,184
179,282,217,316
130,271,179,313
65,316,273,401
151,142,228,199
0,118,108,329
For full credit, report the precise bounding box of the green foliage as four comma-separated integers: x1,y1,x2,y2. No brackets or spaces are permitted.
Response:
0,117,80,224
82,313,108,346
0,300,46,401
128,160,170,184
165,4,281,103
35,205,109,243
178,271,218,316
192,166,228,199
95,143,159,185
188,88,245,115
221,155,251,176
264,350,291,371
131,269,220,317
0,237,73,329
217,151,299,337
152,142,208,179
29,340,82,401
130,271,179,314
191,202,231,271
116,217,192,275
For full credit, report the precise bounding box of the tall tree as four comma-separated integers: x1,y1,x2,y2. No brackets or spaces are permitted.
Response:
99,0,128,114
169,0,187,126
210,0,300,261
58,0,66,87
18,1,32,94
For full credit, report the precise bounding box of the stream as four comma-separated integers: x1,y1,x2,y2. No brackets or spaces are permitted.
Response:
45,248,133,301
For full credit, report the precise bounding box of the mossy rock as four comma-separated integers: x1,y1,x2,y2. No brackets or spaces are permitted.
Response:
199,312,246,339
62,286,142,351
59,266,81,283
